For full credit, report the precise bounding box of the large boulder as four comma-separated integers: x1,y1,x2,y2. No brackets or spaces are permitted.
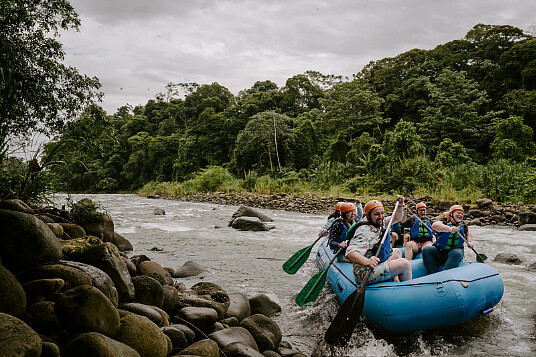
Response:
0,209,63,273
0,265,26,317
119,303,163,326
161,285,179,314
132,275,164,308
25,301,63,335
112,232,133,252
83,214,115,243
76,242,135,302
173,260,209,278
0,198,33,213
22,278,65,305
225,292,251,323
229,206,273,226
519,224,536,231
161,325,194,351
29,263,92,291
176,282,230,319
54,285,121,337
230,217,275,231
519,210,536,225
59,223,86,238
46,223,64,239
175,306,219,331
494,253,523,265
249,294,281,317
63,332,140,357
239,314,282,352
115,311,169,357
137,260,173,286
0,312,42,356
209,326,259,352
60,260,119,307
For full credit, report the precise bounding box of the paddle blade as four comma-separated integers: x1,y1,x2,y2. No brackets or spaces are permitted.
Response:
295,268,329,307
283,243,315,274
324,273,369,346
476,253,488,263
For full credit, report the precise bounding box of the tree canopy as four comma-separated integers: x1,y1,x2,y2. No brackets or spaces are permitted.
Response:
0,0,101,162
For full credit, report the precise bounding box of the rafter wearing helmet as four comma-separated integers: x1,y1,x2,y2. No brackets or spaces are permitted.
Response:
403,201,434,260
424,204,473,274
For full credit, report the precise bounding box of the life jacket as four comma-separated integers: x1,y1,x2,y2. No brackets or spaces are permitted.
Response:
391,222,405,235
354,220,391,263
436,223,465,251
410,217,433,243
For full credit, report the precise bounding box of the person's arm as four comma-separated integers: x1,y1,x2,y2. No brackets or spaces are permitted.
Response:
346,250,379,268
432,220,458,234
328,221,344,250
392,195,405,223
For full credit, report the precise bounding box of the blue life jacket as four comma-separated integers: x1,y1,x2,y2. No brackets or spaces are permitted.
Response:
356,221,391,263
391,222,405,235
436,224,465,250
410,217,433,243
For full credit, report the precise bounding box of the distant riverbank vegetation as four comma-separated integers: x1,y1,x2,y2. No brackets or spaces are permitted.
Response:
2,1,536,205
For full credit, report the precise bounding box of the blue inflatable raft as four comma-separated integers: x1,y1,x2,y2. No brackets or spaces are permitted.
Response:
316,238,504,333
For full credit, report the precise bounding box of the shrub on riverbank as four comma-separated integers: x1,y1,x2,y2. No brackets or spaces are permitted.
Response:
139,159,536,204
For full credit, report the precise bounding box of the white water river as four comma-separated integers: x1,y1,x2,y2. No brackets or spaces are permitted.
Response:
52,193,536,357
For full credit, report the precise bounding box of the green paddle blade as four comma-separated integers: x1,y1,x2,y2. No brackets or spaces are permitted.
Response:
476,252,488,263
283,236,321,274
295,268,329,307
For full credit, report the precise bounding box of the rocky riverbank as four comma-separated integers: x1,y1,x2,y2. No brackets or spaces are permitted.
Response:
0,198,306,357
149,191,536,228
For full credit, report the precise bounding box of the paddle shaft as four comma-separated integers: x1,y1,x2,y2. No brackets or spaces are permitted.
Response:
456,228,487,262
324,200,401,346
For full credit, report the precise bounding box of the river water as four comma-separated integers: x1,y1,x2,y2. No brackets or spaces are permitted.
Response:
52,193,536,357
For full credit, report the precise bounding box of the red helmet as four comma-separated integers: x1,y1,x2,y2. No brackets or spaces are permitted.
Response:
335,201,344,213
416,202,427,210
449,204,464,215
364,200,383,218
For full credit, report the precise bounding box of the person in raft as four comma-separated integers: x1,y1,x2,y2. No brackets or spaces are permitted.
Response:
319,201,343,237
328,201,363,262
344,196,412,284
402,201,434,260
422,204,472,273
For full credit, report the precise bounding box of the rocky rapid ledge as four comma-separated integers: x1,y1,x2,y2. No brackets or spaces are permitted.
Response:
0,198,306,357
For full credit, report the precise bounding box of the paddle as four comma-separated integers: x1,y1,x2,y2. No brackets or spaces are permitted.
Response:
457,229,487,263
324,200,400,347
283,233,325,274
294,245,345,307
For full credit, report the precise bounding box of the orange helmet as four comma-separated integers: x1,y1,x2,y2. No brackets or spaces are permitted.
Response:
335,201,344,213
364,200,383,218
340,202,356,214
416,202,427,210
449,204,464,215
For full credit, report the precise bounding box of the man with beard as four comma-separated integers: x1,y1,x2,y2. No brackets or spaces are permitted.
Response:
344,195,412,284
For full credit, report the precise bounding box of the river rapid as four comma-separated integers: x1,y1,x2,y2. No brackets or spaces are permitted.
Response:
52,193,536,357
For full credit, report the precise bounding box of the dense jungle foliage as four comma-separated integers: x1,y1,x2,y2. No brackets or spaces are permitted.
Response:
2,1,536,204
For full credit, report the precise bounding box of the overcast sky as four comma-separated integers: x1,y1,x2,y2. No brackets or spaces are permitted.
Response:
60,0,536,114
